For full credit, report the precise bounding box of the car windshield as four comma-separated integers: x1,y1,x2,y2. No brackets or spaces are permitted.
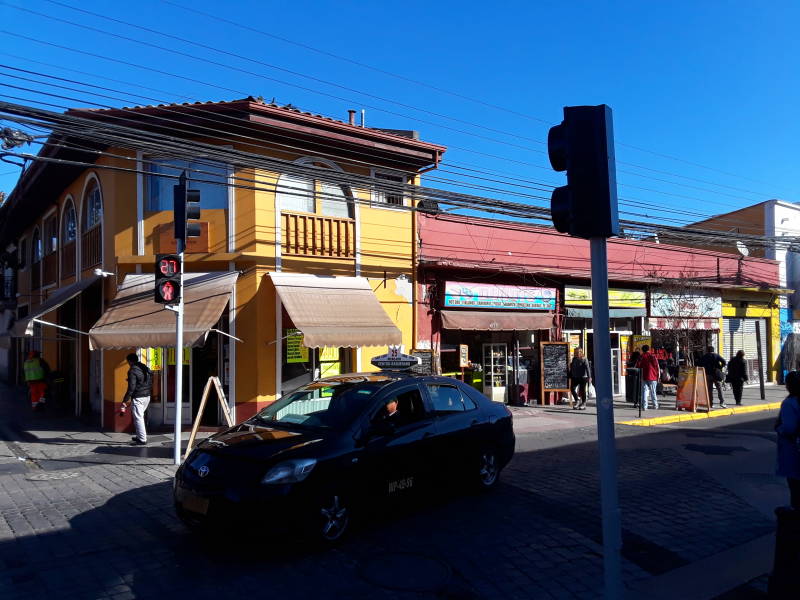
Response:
252,380,383,431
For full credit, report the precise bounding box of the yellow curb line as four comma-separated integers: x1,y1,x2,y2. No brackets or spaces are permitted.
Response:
619,401,782,427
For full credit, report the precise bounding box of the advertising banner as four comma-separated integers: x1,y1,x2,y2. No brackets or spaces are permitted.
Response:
564,286,646,308
444,281,556,311
650,290,722,318
285,328,309,363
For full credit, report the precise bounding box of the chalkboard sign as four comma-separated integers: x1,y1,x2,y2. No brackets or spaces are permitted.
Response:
540,342,569,392
411,351,434,376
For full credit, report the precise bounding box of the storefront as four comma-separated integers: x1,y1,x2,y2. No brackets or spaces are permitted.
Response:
435,281,557,405
561,286,646,397
721,291,781,382
646,289,722,367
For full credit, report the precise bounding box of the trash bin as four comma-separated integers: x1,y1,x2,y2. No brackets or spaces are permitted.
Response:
625,367,641,405
768,506,800,598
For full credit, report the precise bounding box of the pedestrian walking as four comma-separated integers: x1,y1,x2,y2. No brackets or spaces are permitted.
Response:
726,350,748,406
569,348,591,410
23,350,50,410
699,346,727,408
121,353,152,446
775,371,800,509
636,344,660,410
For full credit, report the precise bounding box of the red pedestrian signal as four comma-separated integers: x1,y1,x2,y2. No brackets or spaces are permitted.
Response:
155,254,181,304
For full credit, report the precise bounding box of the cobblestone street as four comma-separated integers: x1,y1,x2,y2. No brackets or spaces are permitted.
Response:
0,385,787,599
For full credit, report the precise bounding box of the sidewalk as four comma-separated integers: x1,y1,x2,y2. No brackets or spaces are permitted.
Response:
509,383,784,434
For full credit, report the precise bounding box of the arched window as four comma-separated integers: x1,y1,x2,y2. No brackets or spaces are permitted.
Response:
83,179,102,230
62,201,77,244
31,228,42,263
276,158,354,219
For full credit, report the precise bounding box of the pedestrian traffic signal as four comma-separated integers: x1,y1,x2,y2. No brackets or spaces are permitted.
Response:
173,172,202,243
547,105,620,239
154,253,181,304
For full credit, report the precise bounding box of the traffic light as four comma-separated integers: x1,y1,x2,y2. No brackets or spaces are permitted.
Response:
173,172,202,243
154,254,181,304
547,105,620,239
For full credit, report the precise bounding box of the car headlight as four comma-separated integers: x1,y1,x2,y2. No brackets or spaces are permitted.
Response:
261,458,317,485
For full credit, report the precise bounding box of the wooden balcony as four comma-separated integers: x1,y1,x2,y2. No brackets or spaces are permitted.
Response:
81,226,102,270
281,212,355,258
61,242,76,278
43,252,58,286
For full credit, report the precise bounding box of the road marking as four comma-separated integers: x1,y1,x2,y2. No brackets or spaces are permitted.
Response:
619,402,781,427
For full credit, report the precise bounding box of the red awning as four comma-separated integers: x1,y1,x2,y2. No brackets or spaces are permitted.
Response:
440,310,554,331
648,317,720,331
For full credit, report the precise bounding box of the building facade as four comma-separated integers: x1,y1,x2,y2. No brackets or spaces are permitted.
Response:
0,98,445,431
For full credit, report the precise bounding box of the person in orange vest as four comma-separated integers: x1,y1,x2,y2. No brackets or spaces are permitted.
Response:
23,350,50,410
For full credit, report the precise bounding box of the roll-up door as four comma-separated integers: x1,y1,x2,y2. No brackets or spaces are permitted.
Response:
723,318,767,382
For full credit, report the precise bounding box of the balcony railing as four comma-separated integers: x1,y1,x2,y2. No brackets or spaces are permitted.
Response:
31,262,41,291
61,242,76,278
81,226,102,270
281,212,355,258
42,252,58,286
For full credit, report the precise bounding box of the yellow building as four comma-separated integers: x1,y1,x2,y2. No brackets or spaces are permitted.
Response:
0,98,445,431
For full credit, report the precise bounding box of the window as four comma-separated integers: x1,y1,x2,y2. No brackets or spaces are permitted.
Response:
18,237,26,269
146,158,228,211
426,384,476,413
45,216,58,255
276,159,355,218
31,229,42,263
371,387,427,424
62,202,77,243
372,170,406,207
83,180,102,229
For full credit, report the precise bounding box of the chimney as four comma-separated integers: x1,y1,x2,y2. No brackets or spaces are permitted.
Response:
348,110,356,126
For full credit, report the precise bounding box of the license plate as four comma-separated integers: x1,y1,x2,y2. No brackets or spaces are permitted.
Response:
178,489,210,515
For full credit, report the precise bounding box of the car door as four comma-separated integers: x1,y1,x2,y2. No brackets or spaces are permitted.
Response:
357,383,437,502
424,381,485,479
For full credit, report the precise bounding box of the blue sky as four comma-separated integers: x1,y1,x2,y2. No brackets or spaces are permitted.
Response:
1,0,797,229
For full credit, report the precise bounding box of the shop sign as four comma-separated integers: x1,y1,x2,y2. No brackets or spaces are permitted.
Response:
145,348,163,371
564,286,645,308
459,344,470,368
650,290,722,318
443,281,556,311
285,328,309,363
631,335,651,352
167,347,190,366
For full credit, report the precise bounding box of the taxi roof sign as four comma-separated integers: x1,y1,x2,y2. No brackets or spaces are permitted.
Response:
371,348,420,371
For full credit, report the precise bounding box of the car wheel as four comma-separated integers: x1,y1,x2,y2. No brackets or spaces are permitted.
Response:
475,448,500,490
315,492,350,543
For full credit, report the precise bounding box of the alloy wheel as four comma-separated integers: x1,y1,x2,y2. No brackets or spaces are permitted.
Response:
478,451,499,488
319,494,349,541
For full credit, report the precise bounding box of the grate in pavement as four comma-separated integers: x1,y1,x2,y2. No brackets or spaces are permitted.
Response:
359,552,452,592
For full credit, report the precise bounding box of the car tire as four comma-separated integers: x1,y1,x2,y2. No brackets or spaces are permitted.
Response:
475,448,500,490
312,491,351,544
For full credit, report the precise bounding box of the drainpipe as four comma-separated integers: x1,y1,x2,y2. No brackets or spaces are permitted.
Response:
360,109,366,127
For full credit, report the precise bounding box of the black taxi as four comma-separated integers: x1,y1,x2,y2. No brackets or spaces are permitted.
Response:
174,368,515,542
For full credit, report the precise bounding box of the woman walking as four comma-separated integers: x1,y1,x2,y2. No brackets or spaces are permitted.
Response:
776,371,800,509
569,348,591,410
726,350,748,406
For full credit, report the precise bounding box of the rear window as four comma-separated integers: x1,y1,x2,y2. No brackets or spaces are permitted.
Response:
427,384,478,413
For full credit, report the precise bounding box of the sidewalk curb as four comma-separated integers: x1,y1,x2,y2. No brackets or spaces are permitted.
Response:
619,401,781,427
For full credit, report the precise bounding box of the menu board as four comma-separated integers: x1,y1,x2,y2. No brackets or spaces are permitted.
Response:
411,351,434,376
676,367,710,412
540,342,569,392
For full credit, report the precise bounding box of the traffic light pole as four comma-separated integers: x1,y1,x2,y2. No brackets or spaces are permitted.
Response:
589,237,623,599
173,238,185,465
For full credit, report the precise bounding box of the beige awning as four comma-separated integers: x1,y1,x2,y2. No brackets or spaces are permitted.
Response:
11,275,100,337
88,272,238,350
440,309,554,331
269,273,401,348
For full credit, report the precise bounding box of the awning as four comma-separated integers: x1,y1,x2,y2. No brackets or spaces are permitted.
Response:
648,317,720,331
11,275,100,337
88,272,238,350
566,307,646,319
269,273,401,348
440,310,554,331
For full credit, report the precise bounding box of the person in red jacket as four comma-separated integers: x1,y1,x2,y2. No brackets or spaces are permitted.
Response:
636,345,660,410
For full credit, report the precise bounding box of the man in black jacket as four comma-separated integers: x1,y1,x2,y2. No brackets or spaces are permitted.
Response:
121,353,152,445
699,346,727,409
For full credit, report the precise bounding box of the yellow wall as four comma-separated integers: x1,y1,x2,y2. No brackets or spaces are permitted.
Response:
721,297,780,381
